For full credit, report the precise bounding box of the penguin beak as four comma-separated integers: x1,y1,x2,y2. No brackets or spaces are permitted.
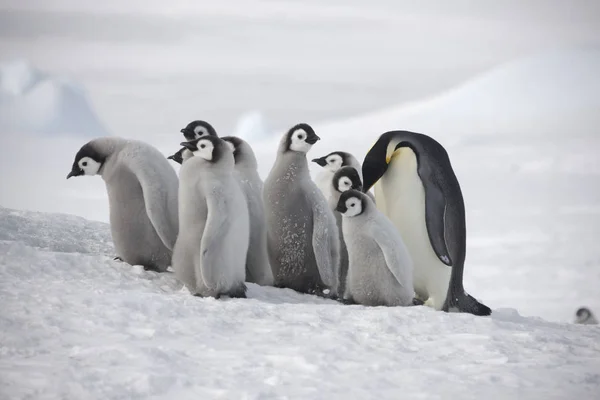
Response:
335,202,347,214
66,168,82,179
180,141,197,151
362,136,391,192
181,129,196,141
306,134,320,145
311,156,327,167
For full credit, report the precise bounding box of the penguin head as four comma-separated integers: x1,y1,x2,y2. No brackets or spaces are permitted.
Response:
332,166,363,193
180,120,218,141
311,151,346,172
336,189,366,217
285,123,320,153
362,131,408,192
66,142,106,179
181,136,227,163
575,307,592,323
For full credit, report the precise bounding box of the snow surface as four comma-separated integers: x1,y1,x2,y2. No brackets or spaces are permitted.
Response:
0,59,108,137
1,206,599,399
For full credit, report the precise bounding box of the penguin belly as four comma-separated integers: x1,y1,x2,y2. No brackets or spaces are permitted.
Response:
375,148,451,310
106,169,172,271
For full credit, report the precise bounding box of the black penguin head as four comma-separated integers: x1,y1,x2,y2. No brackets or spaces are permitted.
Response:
167,147,186,165
180,120,218,141
66,142,106,179
285,123,320,153
311,151,350,172
362,131,410,192
181,136,225,163
336,189,366,217
576,307,592,320
332,166,363,193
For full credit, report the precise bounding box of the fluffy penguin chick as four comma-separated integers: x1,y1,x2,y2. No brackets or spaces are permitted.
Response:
337,189,414,306
327,166,363,298
179,120,218,141
221,135,274,286
167,147,193,165
263,123,340,297
575,307,598,325
172,136,249,298
312,151,362,201
67,137,179,272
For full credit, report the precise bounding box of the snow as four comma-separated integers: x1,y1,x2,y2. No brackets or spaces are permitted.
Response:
0,59,108,138
1,207,599,399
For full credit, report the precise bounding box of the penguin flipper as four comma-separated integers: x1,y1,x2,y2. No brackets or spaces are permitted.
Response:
199,190,229,290
125,156,178,251
369,223,413,290
423,180,453,266
310,200,340,294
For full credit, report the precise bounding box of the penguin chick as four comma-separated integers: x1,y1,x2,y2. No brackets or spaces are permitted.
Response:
337,189,414,306
180,120,218,141
221,135,274,286
167,147,193,165
575,307,598,325
67,137,179,272
312,151,361,201
172,135,249,298
327,166,363,298
263,123,340,297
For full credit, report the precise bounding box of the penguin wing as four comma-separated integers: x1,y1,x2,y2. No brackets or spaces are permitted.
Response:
126,156,178,251
199,188,229,290
370,222,412,287
423,179,453,266
310,195,340,291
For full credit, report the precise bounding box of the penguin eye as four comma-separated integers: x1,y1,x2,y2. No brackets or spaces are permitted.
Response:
200,144,206,149
82,161,88,167
297,133,305,140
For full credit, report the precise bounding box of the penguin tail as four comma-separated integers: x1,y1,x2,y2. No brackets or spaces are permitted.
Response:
446,292,491,316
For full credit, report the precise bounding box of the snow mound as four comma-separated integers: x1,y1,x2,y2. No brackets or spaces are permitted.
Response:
0,59,108,137
1,210,600,398
232,111,272,140
0,206,113,255
317,47,600,144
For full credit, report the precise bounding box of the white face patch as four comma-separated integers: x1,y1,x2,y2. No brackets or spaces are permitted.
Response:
289,129,312,153
193,139,214,161
343,197,362,217
78,156,101,176
336,176,353,193
224,140,236,153
193,125,210,139
326,154,343,172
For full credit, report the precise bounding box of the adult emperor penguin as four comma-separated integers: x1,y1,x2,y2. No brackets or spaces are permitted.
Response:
179,120,218,141
575,307,598,325
172,135,249,298
361,130,491,316
67,137,179,272
327,166,363,297
167,147,193,165
221,135,274,286
337,190,414,306
263,123,340,297
312,151,375,202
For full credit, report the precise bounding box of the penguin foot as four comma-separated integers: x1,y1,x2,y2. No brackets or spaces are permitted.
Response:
113,256,124,262
224,283,248,299
338,297,356,305
412,298,425,306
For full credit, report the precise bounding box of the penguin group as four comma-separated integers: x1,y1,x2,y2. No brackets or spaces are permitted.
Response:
66,120,492,316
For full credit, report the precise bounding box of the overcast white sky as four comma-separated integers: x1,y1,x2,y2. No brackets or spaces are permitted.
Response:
0,0,599,135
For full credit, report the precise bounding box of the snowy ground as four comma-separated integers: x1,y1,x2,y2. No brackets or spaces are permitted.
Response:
1,207,599,399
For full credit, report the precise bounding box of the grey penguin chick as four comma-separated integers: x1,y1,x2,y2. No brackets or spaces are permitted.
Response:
67,137,179,272
327,166,363,298
221,135,274,286
575,307,598,325
167,147,193,165
312,151,375,202
172,135,249,298
336,189,414,306
180,120,218,141
263,123,340,297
